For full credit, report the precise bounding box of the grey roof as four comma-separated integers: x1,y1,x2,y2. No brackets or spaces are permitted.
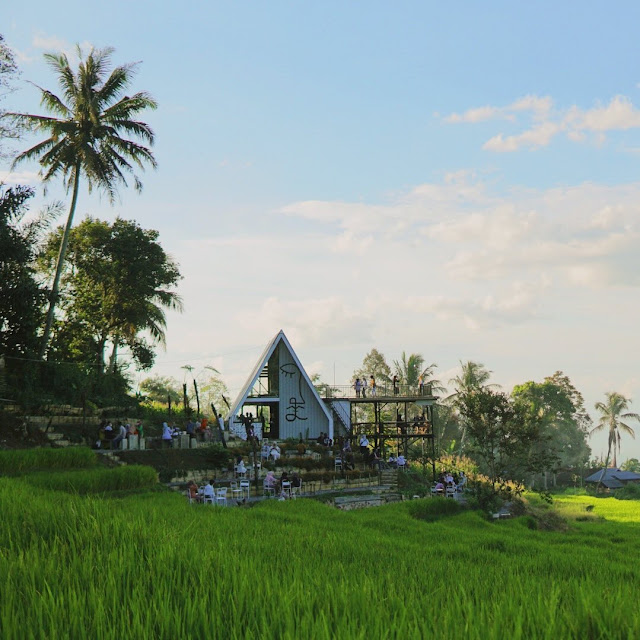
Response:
585,468,640,485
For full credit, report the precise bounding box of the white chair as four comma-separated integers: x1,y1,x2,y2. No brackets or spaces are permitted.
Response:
281,481,291,498
263,481,276,497
216,487,228,506
334,457,343,471
445,486,456,499
240,480,251,500
230,481,242,502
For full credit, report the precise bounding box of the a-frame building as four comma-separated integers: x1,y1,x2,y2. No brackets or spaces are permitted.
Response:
226,330,333,441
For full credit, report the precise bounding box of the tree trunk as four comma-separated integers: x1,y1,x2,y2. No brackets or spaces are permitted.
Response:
39,163,81,360
109,334,120,373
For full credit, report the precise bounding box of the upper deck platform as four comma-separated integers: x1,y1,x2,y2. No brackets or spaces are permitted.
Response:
316,383,437,403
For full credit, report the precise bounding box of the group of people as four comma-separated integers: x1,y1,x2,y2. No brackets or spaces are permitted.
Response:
353,376,377,398
263,469,301,499
433,470,467,493
316,432,333,447
96,420,143,450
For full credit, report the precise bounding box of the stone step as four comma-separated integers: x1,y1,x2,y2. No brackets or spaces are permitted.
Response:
45,432,65,441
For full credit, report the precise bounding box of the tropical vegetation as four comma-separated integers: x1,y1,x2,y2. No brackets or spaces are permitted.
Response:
10,46,158,358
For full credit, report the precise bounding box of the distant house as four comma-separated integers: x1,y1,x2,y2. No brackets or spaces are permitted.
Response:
584,468,640,490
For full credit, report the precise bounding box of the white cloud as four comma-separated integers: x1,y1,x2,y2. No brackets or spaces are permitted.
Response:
447,93,640,152
0,170,40,184
482,122,561,152
444,105,507,124
31,34,94,58
444,95,553,124
567,96,640,131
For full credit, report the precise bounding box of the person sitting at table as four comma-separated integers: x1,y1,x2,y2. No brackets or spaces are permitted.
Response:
396,454,406,468
445,472,455,486
457,471,467,491
187,480,200,503
434,481,445,494
279,470,289,489
291,472,301,489
264,471,276,489
269,444,281,461
388,453,398,468
203,480,215,502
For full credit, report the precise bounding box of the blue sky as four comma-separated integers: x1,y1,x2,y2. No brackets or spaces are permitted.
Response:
3,2,640,461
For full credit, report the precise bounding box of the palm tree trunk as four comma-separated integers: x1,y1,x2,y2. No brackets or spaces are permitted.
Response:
39,164,81,359
109,334,120,373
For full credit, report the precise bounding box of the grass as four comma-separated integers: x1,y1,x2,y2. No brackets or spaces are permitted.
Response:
0,453,639,639
0,446,97,474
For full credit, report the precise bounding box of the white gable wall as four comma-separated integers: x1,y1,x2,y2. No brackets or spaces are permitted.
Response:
277,342,330,440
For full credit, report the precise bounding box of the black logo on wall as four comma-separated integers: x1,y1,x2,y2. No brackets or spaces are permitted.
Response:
280,363,308,422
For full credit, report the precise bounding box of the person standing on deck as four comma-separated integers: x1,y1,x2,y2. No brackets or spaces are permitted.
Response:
370,375,377,397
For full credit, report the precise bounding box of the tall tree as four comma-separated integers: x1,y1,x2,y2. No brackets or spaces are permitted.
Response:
457,387,553,498
511,373,591,487
353,348,392,384
590,392,639,469
39,217,181,371
392,351,444,392
10,46,157,358
447,361,499,454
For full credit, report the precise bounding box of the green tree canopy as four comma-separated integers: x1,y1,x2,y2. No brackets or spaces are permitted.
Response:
10,46,157,358
511,372,591,470
458,387,554,493
139,375,181,404
392,352,444,392
353,348,391,384
39,217,182,371
0,184,53,357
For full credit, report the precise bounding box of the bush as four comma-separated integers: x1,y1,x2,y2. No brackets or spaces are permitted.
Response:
615,483,640,501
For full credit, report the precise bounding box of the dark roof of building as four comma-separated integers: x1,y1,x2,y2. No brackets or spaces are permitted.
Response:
585,468,640,487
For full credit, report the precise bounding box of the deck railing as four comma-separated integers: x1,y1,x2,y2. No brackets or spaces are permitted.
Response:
318,383,433,399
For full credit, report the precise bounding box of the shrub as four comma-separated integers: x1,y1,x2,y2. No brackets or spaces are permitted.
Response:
615,483,640,501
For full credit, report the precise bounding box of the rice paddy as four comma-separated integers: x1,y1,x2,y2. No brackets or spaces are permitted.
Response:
1,449,639,639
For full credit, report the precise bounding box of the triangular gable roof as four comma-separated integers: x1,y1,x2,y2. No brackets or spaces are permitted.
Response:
226,330,333,431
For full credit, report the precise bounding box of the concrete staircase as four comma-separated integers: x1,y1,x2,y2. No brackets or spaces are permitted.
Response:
379,468,398,489
40,429,72,448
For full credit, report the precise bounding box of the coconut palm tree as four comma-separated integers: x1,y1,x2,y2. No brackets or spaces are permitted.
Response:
447,360,499,455
590,392,639,470
392,352,445,393
10,46,157,358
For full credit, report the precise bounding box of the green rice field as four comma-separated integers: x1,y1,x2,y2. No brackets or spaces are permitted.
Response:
1,449,639,639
